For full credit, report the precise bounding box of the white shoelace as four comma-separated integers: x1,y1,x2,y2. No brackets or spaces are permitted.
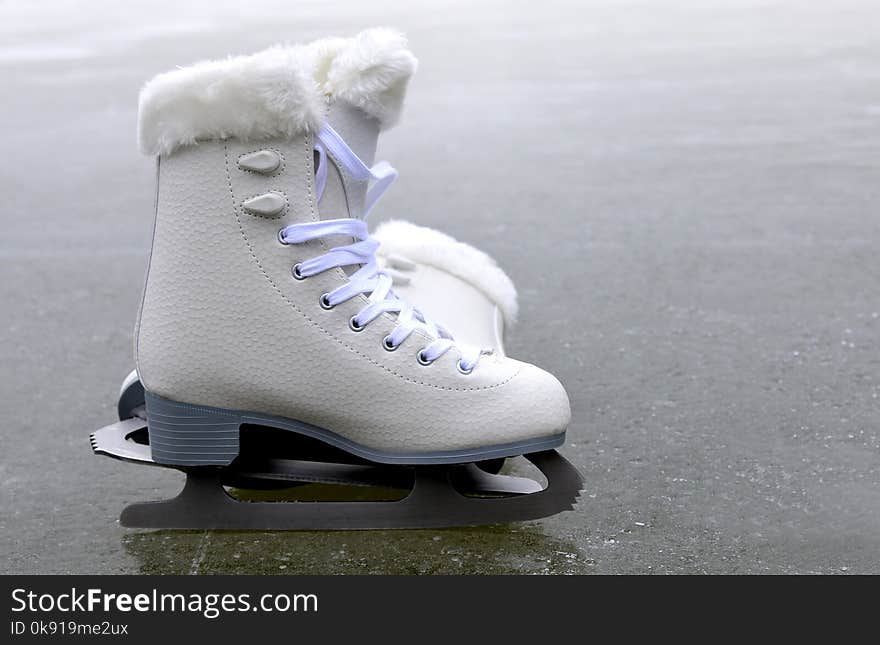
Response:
277,125,482,373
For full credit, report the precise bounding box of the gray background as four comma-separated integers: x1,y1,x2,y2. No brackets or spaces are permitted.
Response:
1,0,877,574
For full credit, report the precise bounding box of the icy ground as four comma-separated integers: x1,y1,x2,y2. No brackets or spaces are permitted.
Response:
1,0,878,573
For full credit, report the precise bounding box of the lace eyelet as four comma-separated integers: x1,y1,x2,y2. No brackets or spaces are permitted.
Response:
457,359,474,375
416,351,433,366
277,229,287,245
292,263,306,280
382,336,398,352
349,316,365,332
319,294,334,310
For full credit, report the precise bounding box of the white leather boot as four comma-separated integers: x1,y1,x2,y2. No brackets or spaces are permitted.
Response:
135,29,571,466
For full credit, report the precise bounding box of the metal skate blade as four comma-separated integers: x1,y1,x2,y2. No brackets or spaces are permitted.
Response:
92,418,584,529
117,451,584,530
230,461,541,495
227,458,412,490
90,418,153,465
451,464,543,495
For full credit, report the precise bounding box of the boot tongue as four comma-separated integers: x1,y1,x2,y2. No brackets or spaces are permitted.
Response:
318,101,380,222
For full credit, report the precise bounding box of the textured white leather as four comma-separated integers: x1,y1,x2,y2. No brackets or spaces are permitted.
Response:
136,127,570,454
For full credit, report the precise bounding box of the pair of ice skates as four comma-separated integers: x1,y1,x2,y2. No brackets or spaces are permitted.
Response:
91,29,583,529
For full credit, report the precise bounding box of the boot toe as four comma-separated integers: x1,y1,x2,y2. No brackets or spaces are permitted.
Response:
502,363,572,442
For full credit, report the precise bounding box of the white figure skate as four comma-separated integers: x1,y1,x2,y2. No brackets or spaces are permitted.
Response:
91,29,582,529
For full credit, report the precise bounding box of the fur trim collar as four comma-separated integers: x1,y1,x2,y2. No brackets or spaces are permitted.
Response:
138,28,417,155
373,220,519,326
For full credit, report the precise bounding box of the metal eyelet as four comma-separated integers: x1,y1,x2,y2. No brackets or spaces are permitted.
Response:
457,359,474,375
349,316,365,332
292,263,305,280
416,351,433,366
319,294,334,310
277,229,287,245
382,336,398,352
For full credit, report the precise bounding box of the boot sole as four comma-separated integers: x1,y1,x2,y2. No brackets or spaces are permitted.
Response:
145,391,566,466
